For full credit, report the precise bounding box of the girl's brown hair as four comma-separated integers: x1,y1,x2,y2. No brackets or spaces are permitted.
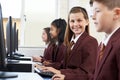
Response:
51,18,67,45
43,27,51,44
64,6,89,46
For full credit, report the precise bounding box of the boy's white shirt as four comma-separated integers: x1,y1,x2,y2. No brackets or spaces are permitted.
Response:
102,27,120,46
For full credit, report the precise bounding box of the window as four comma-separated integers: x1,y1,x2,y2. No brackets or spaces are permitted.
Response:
0,0,22,18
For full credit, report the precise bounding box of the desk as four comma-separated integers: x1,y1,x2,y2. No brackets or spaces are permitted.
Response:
0,72,44,80
43,77,51,80
13,56,32,61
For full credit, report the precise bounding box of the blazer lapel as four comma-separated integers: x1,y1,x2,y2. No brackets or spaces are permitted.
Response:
94,44,101,78
67,32,88,63
95,28,120,79
95,42,113,78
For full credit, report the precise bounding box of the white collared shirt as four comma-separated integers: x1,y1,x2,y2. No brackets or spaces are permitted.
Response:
45,42,50,48
71,32,83,49
102,27,120,46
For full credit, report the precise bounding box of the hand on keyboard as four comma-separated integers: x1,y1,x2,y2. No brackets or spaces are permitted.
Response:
40,67,61,74
34,67,54,77
34,66,60,76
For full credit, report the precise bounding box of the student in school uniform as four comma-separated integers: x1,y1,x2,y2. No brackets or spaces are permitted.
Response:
32,27,52,62
91,0,120,80
42,18,67,68
34,19,66,68
40,7,98,80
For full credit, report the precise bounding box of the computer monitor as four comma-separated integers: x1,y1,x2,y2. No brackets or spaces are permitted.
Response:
12,22,16,52
0,3,7,70
6,16,13,58
12,22,20,54
15,29,19,51
12,23,19,52
7,20,23,58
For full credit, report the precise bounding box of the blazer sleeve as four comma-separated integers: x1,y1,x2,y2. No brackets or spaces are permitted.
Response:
116,46,120,80
60,38,98,80
46,44,66,69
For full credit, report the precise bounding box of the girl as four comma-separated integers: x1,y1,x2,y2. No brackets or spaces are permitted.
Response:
32,27,52,62
41,7,98,80
42,18,67,68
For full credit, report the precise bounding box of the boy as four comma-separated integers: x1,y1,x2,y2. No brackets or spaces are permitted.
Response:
92,0,120,80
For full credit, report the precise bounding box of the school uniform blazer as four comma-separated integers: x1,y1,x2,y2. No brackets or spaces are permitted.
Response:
94,28,120,80
43,43,66,69
60,32,98,80
50,43,66,69
41,43,53,62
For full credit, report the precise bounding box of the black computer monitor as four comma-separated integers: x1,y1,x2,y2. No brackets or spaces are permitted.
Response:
6,16,13,58
16,29,19,51
6,16,16,59
12,22,18,52
0,3,7,70
12,22,16,52
7,20,23,58
0,3,18,78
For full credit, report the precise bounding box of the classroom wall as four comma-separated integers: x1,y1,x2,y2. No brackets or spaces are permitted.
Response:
21,0,56,47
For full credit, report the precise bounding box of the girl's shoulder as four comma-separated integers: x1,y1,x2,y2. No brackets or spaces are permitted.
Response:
80,32,98,45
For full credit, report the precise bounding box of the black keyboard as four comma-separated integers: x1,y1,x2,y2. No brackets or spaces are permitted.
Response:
34,68,54,77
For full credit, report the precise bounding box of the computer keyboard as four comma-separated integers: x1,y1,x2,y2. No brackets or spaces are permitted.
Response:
34,67,54,77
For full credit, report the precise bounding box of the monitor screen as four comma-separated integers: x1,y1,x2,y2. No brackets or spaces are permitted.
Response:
0,3,7,69
13,22,18,52
12,22,16,52
15,29,19,51
12,22,18,52
6,16,13,58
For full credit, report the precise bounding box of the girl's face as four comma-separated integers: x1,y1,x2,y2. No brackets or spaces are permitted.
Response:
69,12,89,37
50,25,58,39
42,30,48,42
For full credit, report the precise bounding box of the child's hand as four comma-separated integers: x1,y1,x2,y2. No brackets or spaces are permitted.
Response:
41,66,61,74
34,63,45,69
32,56,42,62
52,74,65,80
43,61,52,65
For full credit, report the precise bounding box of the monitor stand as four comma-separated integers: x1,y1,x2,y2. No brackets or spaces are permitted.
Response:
0,71,18,78
14,52,24,57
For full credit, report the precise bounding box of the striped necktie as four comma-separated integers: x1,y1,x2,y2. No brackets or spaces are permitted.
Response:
98,43,106,63
70,41,75,50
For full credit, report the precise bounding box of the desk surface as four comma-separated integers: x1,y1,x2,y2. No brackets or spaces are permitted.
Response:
0,72,45,80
